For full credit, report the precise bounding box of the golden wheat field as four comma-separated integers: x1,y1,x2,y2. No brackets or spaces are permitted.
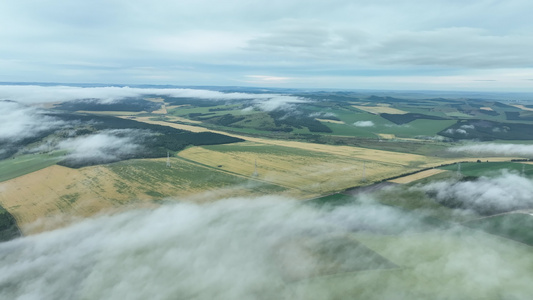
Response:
352,105,408,115
315,118,345,124
388,169,448,184
0,157,289,235
178,143,418,197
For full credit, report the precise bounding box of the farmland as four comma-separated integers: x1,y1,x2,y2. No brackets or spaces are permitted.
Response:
2,88,533,239
3,86,533,300
3,89,533,233
0,157,287,234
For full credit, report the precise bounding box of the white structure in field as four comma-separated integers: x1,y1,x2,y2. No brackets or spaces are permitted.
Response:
166,151,171,168
361,162,367,182
252,159,258,177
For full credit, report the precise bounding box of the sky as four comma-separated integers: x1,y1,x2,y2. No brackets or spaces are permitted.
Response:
0,0,532,91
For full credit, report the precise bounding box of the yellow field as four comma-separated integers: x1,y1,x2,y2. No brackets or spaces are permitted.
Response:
480,107,494,111
0,157,289,235
151,104,168,114
378,133,396,139
122,117,527,169
164,115,202,124
389,169,448,184
5,113,525,236
512,104,533,112
352,105,407,115
178,144,412,197
125,117,441,167
0,165,134,234
316,118,345,124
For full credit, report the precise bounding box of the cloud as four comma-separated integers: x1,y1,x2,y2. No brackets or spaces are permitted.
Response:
244,75,294,84
415,171,533,214
0,197,330,299
364,27,533,68
353,121,375,127
309,112,337,118
449,143,533,156
57,129,153,165
0,101,64,143
2,185,533,299
251,95,309,112
1,1,533,90
0,85,310,112
445,128,468,135
460,125,475,130
0,101,67,158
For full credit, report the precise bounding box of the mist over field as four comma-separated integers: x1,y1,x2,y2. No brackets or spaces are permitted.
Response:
0,85,309,112
450,143,533,156
2,0,533,297
2,174,533,300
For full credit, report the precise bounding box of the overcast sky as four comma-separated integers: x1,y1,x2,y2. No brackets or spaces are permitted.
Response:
1,0,532,91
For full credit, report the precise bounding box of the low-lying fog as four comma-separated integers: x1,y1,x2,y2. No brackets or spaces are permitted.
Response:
1,173,533,300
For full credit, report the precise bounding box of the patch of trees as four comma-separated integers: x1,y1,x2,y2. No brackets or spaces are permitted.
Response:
505,111,533,121
477,109,499,116
438,120,533,140
380,113,447,125
55,98,162,112
208,107,234,112
367,95,407,104
315,115,342,121
203,114,246,127
268,111,333,133
0,208,20,242
163,97,228,107
52,113,244,168
188,113,216,119
0,128,58,160
493,101,518,109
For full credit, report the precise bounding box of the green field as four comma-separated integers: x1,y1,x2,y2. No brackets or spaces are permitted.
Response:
325,229,533,300
107,156,288,198
0,152,64,182
377,119,457,138
439,162,533,177
464,213,533,245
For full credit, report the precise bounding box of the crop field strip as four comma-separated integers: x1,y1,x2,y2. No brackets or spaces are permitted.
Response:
351,105,408,115
0,157,289,235
124,116,441,167
178,144,411,196
388,169,448,184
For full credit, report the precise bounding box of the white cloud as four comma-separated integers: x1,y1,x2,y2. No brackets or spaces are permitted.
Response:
460,125,475,129
1,1,533,90
251,95,309,112
353,121,375,127
449,143,533,156
309,112,337,119
2,189,533,298
57,129,152,165
0,101,65,143
416,171,533,213
445,128,468,135
0,85,310,112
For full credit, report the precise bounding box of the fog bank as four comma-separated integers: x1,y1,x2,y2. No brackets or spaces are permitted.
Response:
2,184,533,299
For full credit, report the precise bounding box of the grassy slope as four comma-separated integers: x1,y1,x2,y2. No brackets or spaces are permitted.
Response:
0,152,63,182
464,213,533,245
439,162,533,177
